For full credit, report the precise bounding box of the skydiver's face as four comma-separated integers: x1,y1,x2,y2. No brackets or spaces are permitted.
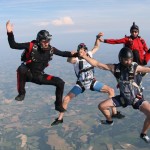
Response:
78,48,87,58
78,48,87,53
131,29,139,38
40,40,50,49
121,58,133,67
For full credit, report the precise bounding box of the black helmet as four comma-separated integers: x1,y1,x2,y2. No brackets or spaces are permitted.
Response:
77,43,88,52
130,22,139,33
36,30,52,43
118,47,133,62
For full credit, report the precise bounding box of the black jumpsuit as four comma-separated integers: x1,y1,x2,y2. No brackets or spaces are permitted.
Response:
7,32,74,111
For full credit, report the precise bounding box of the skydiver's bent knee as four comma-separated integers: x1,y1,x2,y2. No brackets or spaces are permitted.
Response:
101,85,114,97
108,88,115,97
98,99,114,110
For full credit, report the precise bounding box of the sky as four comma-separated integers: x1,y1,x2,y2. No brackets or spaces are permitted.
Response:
0,0,150,60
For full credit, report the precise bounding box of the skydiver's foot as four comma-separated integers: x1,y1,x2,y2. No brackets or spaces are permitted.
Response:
15,94,25,101
55,105,66,112
112,111,125,119
140,133,150,143
100,120,114,126
51,118,63,126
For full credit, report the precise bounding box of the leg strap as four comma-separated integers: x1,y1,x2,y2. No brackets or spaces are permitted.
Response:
90,78,96,91
76,81,85,93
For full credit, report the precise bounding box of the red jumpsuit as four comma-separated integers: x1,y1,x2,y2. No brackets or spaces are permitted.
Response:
104,36,150,65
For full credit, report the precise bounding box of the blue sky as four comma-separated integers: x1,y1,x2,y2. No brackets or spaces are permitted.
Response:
0,0,150,57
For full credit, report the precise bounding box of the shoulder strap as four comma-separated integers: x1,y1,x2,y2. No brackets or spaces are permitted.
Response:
79,59,83,70
21,41,35,62
21,41,35,63
128,62,138,80
28,41,34,53
48,46,54,61
113,63,121,79
74,58,94,79
78,56,94,74
25,41,35,60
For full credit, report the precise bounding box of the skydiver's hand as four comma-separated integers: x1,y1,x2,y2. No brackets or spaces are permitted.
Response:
6,20,13,33
71,50,76,55
96,32,104,39
96,32,104,42
71,51,78,57
97,32,104,37
99,37,104,42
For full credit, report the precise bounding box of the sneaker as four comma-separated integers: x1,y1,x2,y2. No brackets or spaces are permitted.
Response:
112,111,125,119
55,105,66,112
140,133,150,143
100,120,114,126
15,94,25,101
51,118,63,126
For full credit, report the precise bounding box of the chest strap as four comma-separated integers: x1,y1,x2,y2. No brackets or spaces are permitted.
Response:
79,66,94,74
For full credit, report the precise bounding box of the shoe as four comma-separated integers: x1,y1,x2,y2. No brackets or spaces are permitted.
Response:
55,105,66,112
140,133,150,143
15,94,25,101
112,111,125,119
51,118,63,126
100,120,114,126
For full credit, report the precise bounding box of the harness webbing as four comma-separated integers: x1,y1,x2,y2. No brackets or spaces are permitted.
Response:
78,66,94,74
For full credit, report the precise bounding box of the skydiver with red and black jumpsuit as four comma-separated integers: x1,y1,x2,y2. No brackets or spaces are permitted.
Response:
6,21,76,112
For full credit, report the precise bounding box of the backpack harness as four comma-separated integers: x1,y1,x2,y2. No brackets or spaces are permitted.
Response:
114,62,143,107
21,41,53,65
74,54,95,92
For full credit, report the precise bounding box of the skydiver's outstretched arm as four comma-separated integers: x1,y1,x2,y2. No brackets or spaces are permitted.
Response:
90,32,104,54
53,48,77,57
67,32,104,64
79,50,114,72
67,51,77,64
67,33,102,64
6,20,30,50
136,65,150,73
98,32,127,44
